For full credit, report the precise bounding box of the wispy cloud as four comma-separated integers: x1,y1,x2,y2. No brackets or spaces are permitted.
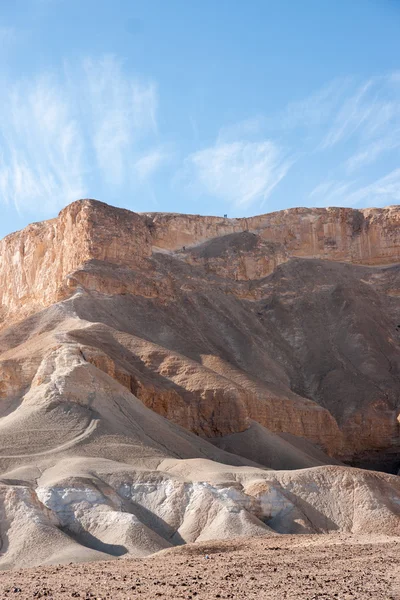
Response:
345,168,400,207
309,180,355,207
321,81,375,149
0,75,85,212
293,73,400,208
182,140,292,209
217,116,265,143
134,148,169,182
346,134,400,172
0,56,160,214
309,169,400,209
179,73,400,212
2,54,400,217
82,56,158,187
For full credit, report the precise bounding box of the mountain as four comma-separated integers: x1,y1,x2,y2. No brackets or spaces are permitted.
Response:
0,199,399,568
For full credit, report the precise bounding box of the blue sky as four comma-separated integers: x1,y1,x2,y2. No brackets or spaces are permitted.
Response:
1,0,400,238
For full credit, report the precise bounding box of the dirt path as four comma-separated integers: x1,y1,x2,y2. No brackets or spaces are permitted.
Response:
0,534,399,599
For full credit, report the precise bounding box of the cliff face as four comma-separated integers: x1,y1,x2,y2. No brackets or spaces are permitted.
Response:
1,199,400,466
2,202,400,323
147,204,400,257
1,199,400,570
0,201,153,322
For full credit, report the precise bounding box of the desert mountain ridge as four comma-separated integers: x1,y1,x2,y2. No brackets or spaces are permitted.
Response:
2,199,400,321
0,198,399,569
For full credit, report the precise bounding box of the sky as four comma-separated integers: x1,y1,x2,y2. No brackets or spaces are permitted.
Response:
1,0,400,238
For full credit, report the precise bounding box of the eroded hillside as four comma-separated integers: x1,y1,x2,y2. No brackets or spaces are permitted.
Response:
0,199,399,568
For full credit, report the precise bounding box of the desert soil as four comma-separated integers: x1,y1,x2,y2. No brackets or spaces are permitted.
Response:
0,534,399,600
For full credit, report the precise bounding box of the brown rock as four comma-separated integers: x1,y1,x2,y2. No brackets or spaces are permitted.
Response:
1,199,400,463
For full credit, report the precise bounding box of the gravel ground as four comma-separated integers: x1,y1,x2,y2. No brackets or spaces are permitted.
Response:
0,534,399,599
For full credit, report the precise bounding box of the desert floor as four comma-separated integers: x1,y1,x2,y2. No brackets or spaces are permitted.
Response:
0,534,399,600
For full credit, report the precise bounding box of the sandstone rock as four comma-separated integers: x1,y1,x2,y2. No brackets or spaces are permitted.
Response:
0,199,400,568
2,200,400,323
1,199,400,461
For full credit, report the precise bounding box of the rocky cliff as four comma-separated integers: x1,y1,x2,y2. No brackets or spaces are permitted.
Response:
1,199,400,568
1,199,400,465
2,201,400,322
0,200,400,456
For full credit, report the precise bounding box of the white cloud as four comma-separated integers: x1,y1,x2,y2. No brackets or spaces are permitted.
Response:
345,169,400,207
217,117,265,143
0,56,160,214
309,181,336,200
319,75,400,152
83,56,158,187
2,56,400,218
321,81,375,148
179,73,400,213
346,134,400,172
309,180,355,207
0,76,86,213
272,74,400,158
284,73,400,209
309,169,400,209
184,140,292,209
134,148,168,182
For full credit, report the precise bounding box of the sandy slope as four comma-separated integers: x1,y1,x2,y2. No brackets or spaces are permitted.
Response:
0,326,399,569
209,421,343,470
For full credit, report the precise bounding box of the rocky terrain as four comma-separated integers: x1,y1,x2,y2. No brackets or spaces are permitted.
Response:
0,199,399,572
0,534,398,599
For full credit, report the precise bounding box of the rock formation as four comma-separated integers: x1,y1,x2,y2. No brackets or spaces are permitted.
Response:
0,199,399,568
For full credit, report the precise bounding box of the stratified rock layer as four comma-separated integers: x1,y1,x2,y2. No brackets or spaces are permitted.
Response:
2,202,400,320
1,199,400,460
0,199,399,568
